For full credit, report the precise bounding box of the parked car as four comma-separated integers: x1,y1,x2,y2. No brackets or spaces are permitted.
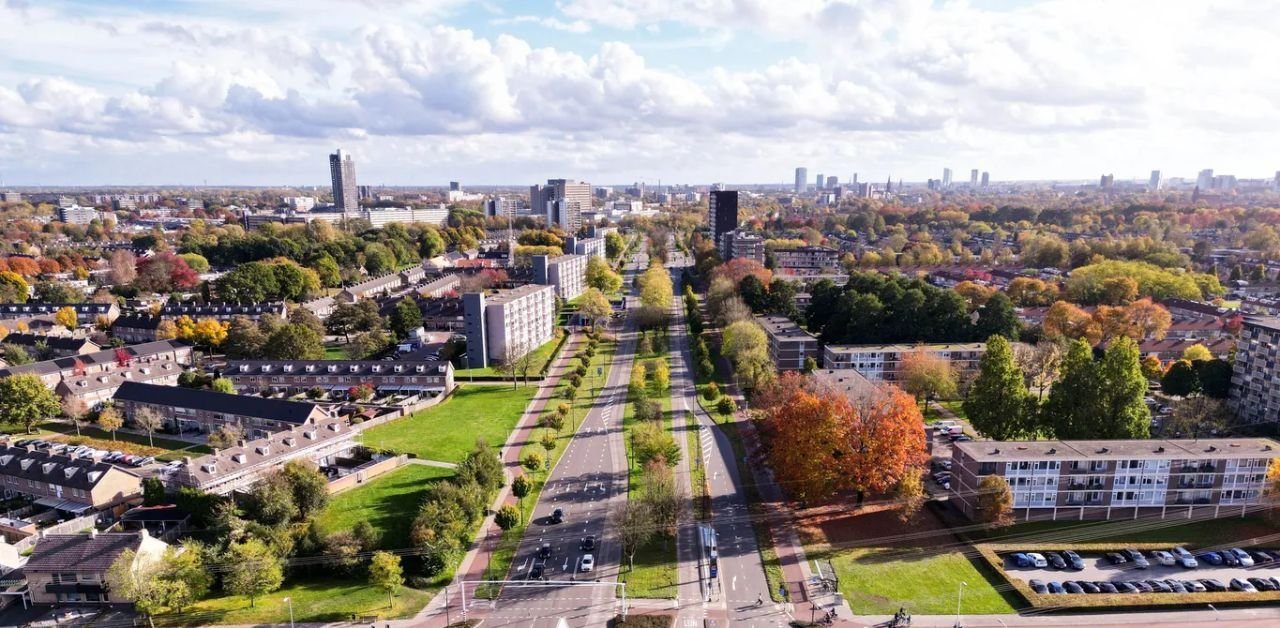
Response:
1011,553,1033,568
1199,551,1224,566
1146,580,1171,593
1047,553,1066,569
1181,580,1207,593
1131,581,1153,593
1229,578,1257,592
1200,579,1228,592
1064,581,1085,594
1062,550,1085,570
1029,579,1048,594
580,554,595,572
1123,549,1150,569
952,435,973,442
1270,577,1280,591
1115,582,1139,594
1095,582,1119,593
1078,581,1100,594
1222,550,1241,566
1026,553,1048,568
1047,581,1065,594
1249,551,1273,565
1165,580,1187,593
1171,547,1198,568
1150,550,1175,567
1105,552,1128,565
1248,577,1276,592
1230,548,1255,567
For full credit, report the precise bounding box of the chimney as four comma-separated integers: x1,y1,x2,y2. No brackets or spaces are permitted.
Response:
237,439,247,448
88,528,97,539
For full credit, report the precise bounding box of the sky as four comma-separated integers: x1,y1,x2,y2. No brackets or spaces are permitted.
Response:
1,0,1278,187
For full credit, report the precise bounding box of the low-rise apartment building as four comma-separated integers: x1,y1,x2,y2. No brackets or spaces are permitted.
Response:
463,284,557,369
25,530,168,605
0,445,141,513
110,314,163,344
772,246,839,274
160,301,287,321
171,416,355,496
950,438,1280,522
225,360,454,396
113,381,331,440
0,333,100,359
533,254,588,300
1229,316,1280,423
566,236,607,259
756,315,819,372
719,230,765,265
823,342,986,383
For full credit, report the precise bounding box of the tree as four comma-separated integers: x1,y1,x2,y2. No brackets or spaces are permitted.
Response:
282,460,330,519
539,430,558,454
637,264,674,311
244,472,298,525
0,374,60,433
61,395,88,437
328,300,383,341
495,504,520,532
1166,396,1230,439
347,330,390,360
722,319,773,389
953,281,995,312
1141,355,1164,381
210,377,235,394
522,452,545,472
207,424,243,449
143,476,167,506
106,548,167,622
761,388,850,502
632,421,680,467
605,232,626,259
1197,359,1233,398
586,256,623,293
652,359,670,391
0,271,28,303
222,539,283,607
1043,301,1101,344
965,336,1034,440
54,306,79,330
155,319,179,341
389,298,422,339
1006,277,1058,307
133,407,163,447
368,551,404,608
974,292,1019,341
900,350,957,410
178,253,210,273
1094,336,1151,439
578,287,612,329
617,501,654,571
739,274,767,312
134,252,199,293
109,249,137,285
976,475,1014,528
895,469,926,524
639,458,681,534
1161,360,1201,396
844,387,929,505
288,307,326,338
1099,276,1139,306
716,396,736,416
262,324,324,360
1182,343,1213,362
511,474,532,516
1041,339,1099,439
1,343,30,365
159,542,211,612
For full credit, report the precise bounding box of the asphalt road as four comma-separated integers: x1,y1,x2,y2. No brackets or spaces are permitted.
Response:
479,250,647,627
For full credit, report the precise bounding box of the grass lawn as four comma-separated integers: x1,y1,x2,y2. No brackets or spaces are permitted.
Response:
323,344,348,360
315,464,456,549
936,400,967,423
454,331,565,378
160,578,433,626
687,414,707,521
827,547,1016,615
361,385,536,463
981,515,1278,547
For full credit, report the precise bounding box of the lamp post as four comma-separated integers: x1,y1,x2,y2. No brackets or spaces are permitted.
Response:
284,596,294,628
954,581,967,628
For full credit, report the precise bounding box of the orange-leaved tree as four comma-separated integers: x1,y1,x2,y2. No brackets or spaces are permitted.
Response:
760,387,849,503
843,386,929,506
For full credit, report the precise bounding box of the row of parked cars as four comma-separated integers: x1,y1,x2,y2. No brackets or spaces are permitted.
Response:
1029,576,1280,594
1011,546,1278,571
11,438,156,467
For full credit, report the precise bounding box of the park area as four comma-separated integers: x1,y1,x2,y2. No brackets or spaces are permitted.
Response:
453,331,566,379
314,464,456,549
361,385,537,462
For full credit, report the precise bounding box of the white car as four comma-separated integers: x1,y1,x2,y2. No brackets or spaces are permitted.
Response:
1171,547,1198,568
580,554,595,572
1231,548,1255,567
1026,553,1048,568
1151,550,1175,567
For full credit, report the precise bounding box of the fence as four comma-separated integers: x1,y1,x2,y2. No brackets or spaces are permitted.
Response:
326,455,408,494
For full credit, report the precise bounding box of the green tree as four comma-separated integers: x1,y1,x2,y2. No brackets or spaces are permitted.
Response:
722,319,773,389
368,551,403,608
1182,343,1213,362
1161,360,1201,396
143,477,167,506
632,421,680,467
976,475,1014,528
522,452,545,472
974,292,1019,340
495,504,520,532
389,297,423,338
964,336,1033,440
1041,339,1098,439
1094,336,1150,439
210,377,235,394
105,548,167,621
0,271,29,303
539,430,558,453
36,282,84,304
585,255,623,293
605,232,626,259
222,316,267,359
578,287,612,329
178,253,210,273
222,539,283,607
282,460,330,520
262,324,324,360
0,373,60,433
511,474,532,516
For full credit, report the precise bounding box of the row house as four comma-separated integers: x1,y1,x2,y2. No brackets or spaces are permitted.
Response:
1,333,100,359
1139,337,1235,362
110,314,163,344
0,445,141,514
224,360,454,396
159,301,287,321
0,303,120,325
112,381,331,440
171,416,355,496
25,530,168,605
0,340,194,393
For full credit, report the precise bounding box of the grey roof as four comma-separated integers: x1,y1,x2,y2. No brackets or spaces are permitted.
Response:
0,303,116,317
0,340,192,379
26,533,141,573
955,438,1280,462
160,302,285,317
755,315,817,340
177,416,352,487
483,283,554,305
226,360,452,379
56,360,182,395
1,333,98,352
114,381,325,424
111,314,162,330
0,445,135,491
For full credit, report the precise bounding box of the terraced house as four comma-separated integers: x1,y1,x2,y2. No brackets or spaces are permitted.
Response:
224,360,454,397
112,381,331,440
0,445,141,515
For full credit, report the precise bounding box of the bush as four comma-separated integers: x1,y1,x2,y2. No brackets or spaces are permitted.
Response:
702,382,720,400
407,576,435,590
568,373,583,387
717,396,737,416
522,452,545,472
635,399,663,422
584,346,596,358
698,358,715,380
575,365,588,378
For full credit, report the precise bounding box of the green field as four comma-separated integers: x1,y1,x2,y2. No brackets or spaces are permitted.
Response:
979,515,1278,547
361,385,536,463
315,464,456,549
160,578,434,626
827,547,1017,615
454,332,565,378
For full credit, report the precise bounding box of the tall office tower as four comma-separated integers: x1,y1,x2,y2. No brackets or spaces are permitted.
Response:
815,173,824,190
825,175,838,189
794,167,808,193
942,168,952,188
970,169,979,185
708,190,739,245
980,172,990,187
329,149,358,211
531,179,592,230
1148,170,1163,191
1273,171,1280,193
449,181,461,191
1197,169,1214,190
1100,174,1115,188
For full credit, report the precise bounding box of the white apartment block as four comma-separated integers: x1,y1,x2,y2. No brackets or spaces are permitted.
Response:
534,254,588,300
568,236,607,259
822,343,986,382
463,284,556,368
284,196,317,211
58,205,108,225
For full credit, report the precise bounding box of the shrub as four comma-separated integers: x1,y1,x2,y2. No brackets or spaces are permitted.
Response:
575,365,588,378
702,382,720,400
635,399,663,422
568,373,583,387
717,396,737,416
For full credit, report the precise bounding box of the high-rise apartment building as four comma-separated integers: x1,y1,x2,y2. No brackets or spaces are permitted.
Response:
794,167,808,193
1196,169,1214,190
708,190,738,245
329,149,358,211
484,197,521,219
531,179,591,230
970,169,979,185
1273,171,1280,193
1149,170,1163,191
980,172,990,187
1100,174,1115,189
942,168,953,188
1229,316,1280,423
463,284,556,369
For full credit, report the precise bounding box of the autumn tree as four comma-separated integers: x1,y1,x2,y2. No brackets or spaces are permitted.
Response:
722,319,773,389
54,306,78,330
1166,396,1230,439
97,405,124,441
900,350,957,412
578,287,612,329
108,249,137,285
1182,343,1213,362
0,271,28,303
155,319,178,341
953,281,995,312
61,395,88,437
976,475,1014,528
368,551,403,608
132,407,163,448
1006,277,1058,307
1042,300,1101,344
585,255,623,293
845,386,929,505
965,336,1034,440
1092,298,1171,342
895,467,926,524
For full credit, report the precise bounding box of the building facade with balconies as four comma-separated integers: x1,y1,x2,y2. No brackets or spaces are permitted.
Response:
1229,316,1280,423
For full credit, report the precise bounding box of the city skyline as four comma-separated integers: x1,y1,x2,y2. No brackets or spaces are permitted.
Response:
0,1,1278,186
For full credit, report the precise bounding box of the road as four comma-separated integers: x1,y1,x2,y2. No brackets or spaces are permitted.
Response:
476,249,647,627
666,249,782,627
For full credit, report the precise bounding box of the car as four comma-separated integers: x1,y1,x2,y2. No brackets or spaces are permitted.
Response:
952,435,973,442
936,459,953,471
1011,553,1033,568
1200,578,1228,592
1029,579,1048,594
13,439,32,447
1078,581,1100,594
1270,577,1280,591
550,508,564,524
538,543,552,559
1171,547,1198,568
1250,551,1273,565
135,456,155,466
1047,553,1067,569
1026,553,1048,568
1230,548,1255,567
529,563,544,580
1199,551,1224,566
1222,550,1241,566
1105,552,1128,565
1131,581,1154,593
1165,580,1187,593
47,443,67,454
581,536,596,552
1248,577,1276,592
165,460,184,469
1181,580,1207,593
1062,550,1085,570
1047,581,1065,594
1229,578,1257,592
1146,580,1171,593
1150,550,1175,567
1115,582,1139,594
1095,582,1118,593
580,554,595,572
1064,581,1085,594
1123,549,1150,569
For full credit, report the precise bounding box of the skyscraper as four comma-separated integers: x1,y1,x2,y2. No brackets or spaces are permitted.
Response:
942,168,952,188
794,167,808,194
1197,169,1214,190
1148,170,1163,191
825,176,838,189
980,172,989,187
709,190,739,245
531,179,592,231
970,169,979,186
329,149,358,211
1273,171,1280,193
815,173,824,190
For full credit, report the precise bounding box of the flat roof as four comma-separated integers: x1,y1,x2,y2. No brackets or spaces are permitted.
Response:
955,438,1280,461
825,342,985,353
483,283,555,304
755,315,816,340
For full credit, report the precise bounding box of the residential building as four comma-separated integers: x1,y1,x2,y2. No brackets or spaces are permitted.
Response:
1149,170,1163,191
330,149,358,212
980,172,990,187
822,343,986,383
709,190,739,247
810,368,881,405
463,284,556,368
825,176,838,189
756,315,819,372
1230,316,1280,423
720,230,765,264
1140,337,1235,361
0,333,100,359
531,179,591,230
950,438,1280,522
172,416,355,496
160,301,287,322
54,358,184,407
942,168,953,188
484,196,521,219
1,192,20,204
418,274,462,298
1197,168,1214,190
566,236,606,259
0,445,141,512
772,246,839,274
0,303,118,324
0,340,194,392
794,167,808,194
25,530,167,605
226,360,454,397
970,169,979,186
57,206,106,225
337,265,447,304
113,381,332,439
533,254,587,300
284,196,317,211
110,315,163,344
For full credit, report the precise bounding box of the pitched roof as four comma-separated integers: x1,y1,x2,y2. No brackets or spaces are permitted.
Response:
0,445,136,491
1,333,98,352
113,381,325,424
0,340,192,379
176,416,352,488
26,533,142,572
111,314,163,330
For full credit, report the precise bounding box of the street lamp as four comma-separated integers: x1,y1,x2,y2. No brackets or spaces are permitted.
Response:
283,596,294,628
954,581,967,628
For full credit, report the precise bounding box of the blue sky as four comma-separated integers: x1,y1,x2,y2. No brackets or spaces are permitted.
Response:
0,0,1277,186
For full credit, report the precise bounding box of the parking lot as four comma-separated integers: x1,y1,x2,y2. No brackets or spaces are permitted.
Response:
1004,550,1280,591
